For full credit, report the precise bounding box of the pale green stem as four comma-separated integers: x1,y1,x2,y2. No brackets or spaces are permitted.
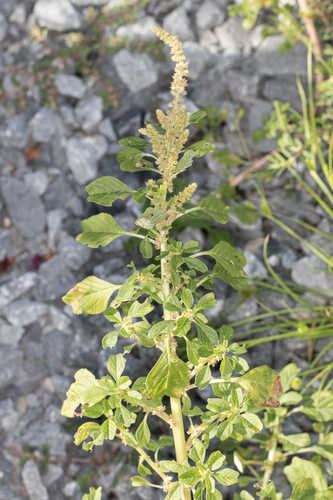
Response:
260,424,279,495
161,240,191,500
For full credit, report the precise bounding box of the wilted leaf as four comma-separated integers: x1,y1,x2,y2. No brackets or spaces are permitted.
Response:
238,366,282,407
63,276,120,314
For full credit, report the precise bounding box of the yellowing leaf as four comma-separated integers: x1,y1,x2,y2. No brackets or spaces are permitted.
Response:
63,276,120,314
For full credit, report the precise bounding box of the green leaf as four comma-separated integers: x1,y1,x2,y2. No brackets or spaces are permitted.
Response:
240,491,255,500
234,202,259,225
241,413,263,433
118,137,148,148
61,369,113,417
63,276,120,315
131,476,152,487
128,298,154,317
82,487,102,500
189,439,206,463
186,339,199,365
186,140,215,157
238,366,282,408
175,317,191,337
107,354,126,380
165,482,184,500
139,238,153,258
280,363,301,392
159,461,188,474
175,149,196,174
136,417,151,447
284,457,327,492
74,422,102,446
214,468,239,486
207,398,229,413
77,213,128,248
196,293,217,311
189,110,207,124
179,469,201,488
146,351,190,398
165,295,183,313
302,391,333,422
182,288,193,308
207,451,225,471
281,433,311,452
149,320,175,339
201,195,230,225
195,320,218,345
213,149,242,167
117,147,153,172
85,176,134,207
185,256,208,273
102,331,119,350
195,365,211,390
207,241,246,277
136,206,165,230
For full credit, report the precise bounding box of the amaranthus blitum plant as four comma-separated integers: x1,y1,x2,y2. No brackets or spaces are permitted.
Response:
61,28,282,500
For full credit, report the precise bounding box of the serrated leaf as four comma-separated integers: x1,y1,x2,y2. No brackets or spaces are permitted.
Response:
77,213,128,248
86,176,134,207
139,238,153,258
63,276,120,315
201,195,230,225
61,369,113,417
238,366,282,408
214,468,239,486
146,351,190,398
82,487,102,500
118,137,148,148
107,354,126,380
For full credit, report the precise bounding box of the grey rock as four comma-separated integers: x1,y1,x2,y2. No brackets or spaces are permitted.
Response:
34,0,81,31
183,41,210,80
0,229,11,259
43,330,69,374
281,247,298,270
44,176,83,215
243,251,267,279
0,178,46,238
75,95,103,133
301,218,333,257
44,464,63,487
246,99,276,153
196,0,225,31
228,296,258,322
22,421,72,456
115,16,156,41
215,17,252,54
292,255,333,296
0,399,19,431
0,12,8,42
84,134,108,159
93,257,125,280
113,50,158,93
24,171,49,196
63,481,80,498
22,460,48,500
99,118,117,141
60,105,79,128
30,107,59,143
46,208,66,248
163,6,194,41
190,57,233,107
9,4,26,24
37,256,76,300
263,76,302,110
71,0,108,4
226,70,259,102
0,346,23,389
0,114,29,149
199,28,220,54
59,234,92,270
66,136,100,184
0,271,37,309
55,73,86,99
0,320,24,346
254,36,307,76
5,300,48,327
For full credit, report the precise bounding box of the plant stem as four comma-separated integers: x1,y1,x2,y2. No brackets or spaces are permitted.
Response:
260,424,279,495
161,240,191,500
